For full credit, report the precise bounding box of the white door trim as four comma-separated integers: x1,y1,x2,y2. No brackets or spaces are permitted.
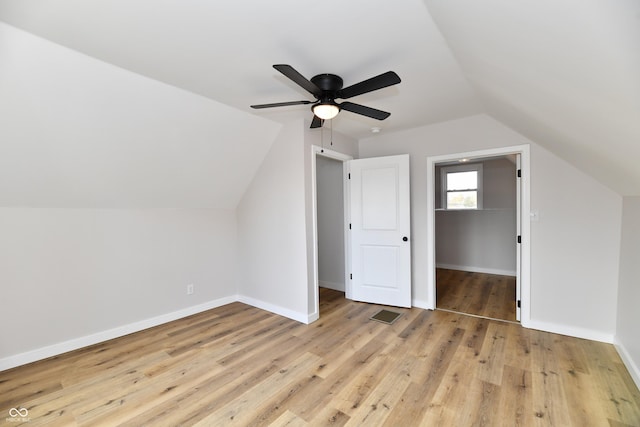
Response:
426,144,531,327
515,153,522,321
310,145,353,322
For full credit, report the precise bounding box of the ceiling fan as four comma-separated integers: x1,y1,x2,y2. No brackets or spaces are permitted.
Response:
250,64,401,128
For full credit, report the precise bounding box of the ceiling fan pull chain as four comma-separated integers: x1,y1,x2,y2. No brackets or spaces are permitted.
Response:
330,119,333,146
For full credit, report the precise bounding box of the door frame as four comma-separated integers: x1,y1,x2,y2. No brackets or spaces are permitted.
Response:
310,145,353,321
426,144,531,327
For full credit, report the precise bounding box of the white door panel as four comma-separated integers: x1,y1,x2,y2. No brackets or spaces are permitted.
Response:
349,154,411,307
362,245,398,287
361,167,398,230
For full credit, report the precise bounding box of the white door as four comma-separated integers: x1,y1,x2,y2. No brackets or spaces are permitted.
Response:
348,154,411,307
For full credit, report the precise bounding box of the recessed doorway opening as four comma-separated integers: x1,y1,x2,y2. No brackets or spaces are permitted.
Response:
310,146,352,322
435,154,517,322
426,145,531,326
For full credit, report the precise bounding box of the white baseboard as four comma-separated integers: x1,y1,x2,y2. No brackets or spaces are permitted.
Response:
614,339,640,391
319,280,345,292
436,263,516,277
0,295,237,372
412,298,432,310
0,294,318,372
1,296,625,376
307,311,320,324
526,319,614,344
236,295,311,324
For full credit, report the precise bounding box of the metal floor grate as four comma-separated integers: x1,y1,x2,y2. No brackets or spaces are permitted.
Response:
370,309,402,325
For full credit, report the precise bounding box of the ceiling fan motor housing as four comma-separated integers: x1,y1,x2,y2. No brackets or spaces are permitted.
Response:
309,74,342,117
310,74,343,92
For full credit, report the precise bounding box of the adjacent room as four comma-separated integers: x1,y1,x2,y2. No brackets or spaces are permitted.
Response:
435,155,519,322
1,0,639,425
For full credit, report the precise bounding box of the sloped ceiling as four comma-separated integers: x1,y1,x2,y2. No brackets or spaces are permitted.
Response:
0,22,281,209
424,0,640,196
0,0,638,199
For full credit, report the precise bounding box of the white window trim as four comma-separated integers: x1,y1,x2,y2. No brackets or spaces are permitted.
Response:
440,163,483,210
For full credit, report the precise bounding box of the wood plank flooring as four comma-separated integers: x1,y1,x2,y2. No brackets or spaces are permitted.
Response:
437,268,517,322
1,288,639,426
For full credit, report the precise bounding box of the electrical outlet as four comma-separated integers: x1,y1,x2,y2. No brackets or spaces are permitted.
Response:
187,284,194,295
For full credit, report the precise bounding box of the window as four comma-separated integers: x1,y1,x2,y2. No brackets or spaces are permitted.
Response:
441,163,483,210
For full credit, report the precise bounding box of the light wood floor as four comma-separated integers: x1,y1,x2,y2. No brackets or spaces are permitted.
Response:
437,268,517,322
2,288,639,426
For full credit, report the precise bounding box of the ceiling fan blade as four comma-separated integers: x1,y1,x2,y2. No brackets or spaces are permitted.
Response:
310,115,324,128
273,64,322,97
338,71,401,99
250,100,313,109
340,102,391,120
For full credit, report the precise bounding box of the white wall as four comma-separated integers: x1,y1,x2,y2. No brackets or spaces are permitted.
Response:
435,210,516,275
0,208,238,367
527,143,621,339
615,197,640,387
237,119,359,323
359,114,622,341
435,157,517,275
0,22,280,370
0,22,279,209
316,156,346,291
237,119,310,322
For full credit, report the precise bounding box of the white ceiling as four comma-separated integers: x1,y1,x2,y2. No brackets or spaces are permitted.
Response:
0,0,639,196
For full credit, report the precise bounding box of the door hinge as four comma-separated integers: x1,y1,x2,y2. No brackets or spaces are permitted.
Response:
350,273,352,280
517,300,521,308
349,223,352,230
348,173,351,179
517,235,521,244
517,169,521,178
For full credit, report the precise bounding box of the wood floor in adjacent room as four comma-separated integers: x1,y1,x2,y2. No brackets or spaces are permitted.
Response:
437,268,517,322
1,288,639,426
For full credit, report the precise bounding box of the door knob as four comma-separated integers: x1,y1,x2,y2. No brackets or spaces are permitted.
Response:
403,236,408,242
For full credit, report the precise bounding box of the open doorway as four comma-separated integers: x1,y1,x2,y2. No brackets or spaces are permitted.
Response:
316,154,346,292
434,155,518,322
310,146,352,320
426,145,531,326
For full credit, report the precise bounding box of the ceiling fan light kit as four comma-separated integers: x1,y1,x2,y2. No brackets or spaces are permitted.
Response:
250,64,400,128
312,102,340,120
